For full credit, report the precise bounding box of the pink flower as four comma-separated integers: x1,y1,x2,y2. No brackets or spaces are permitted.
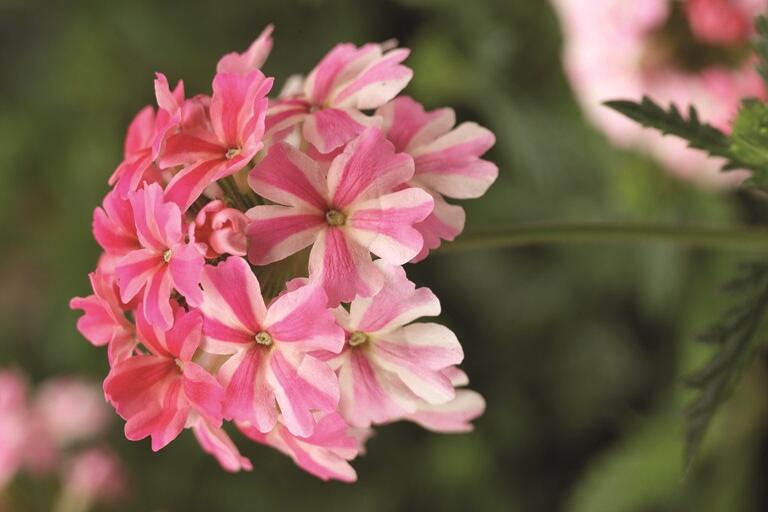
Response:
247,128,434,305
550,0,765,186
217,25,274,74
190,200,248,259
377,97,497,259
62,447,128,506
191,416,252,472
0,370,28,490
92,189,139,258
198,256,343,438
684,0,754,46
160,71,273,211
239,412,359,482
34,378,110,446
115,183,204,331
104,305,223,451
108,77,184,196
266,42,412,153
70,267,134,364
324,261,464,428
404,367,486,433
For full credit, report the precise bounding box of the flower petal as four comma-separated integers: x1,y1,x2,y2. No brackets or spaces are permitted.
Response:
246,206,325,266
346,187,433,265
327,128,414,209
308,227,384,306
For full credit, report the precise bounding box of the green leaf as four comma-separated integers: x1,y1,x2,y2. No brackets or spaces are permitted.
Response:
683,261,768,474
729,99,768,188
754,16,768,85
604,97,747,171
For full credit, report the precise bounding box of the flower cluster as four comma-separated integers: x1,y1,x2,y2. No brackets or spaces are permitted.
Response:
551,0,766,186
71,26,494,482
0,369,126,511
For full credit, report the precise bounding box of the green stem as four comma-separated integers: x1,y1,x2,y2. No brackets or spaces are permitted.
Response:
439,222,768,253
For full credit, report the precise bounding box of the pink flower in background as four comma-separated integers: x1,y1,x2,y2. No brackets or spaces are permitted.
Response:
324,261,465,428
239,412,360,482
550,0,766,186
199,256,343,437
35,378,110,446
265,42,412,153
247,128,433,305
160,70,273,211
104,306,223,451
377,96,497,260
115,183,204,331
61,448,128,508
0,369,125,508
71,25,491,482
0,370,28,490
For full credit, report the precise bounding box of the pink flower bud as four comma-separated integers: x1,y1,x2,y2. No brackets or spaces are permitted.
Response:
191,200,249,259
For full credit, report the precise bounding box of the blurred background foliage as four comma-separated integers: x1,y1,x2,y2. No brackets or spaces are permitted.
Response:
1,0,768,510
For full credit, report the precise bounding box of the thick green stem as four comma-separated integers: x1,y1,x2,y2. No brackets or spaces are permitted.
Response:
439,222,768,253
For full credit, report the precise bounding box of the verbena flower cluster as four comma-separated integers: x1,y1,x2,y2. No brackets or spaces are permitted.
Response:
70,26,495,482
0,370,126,510
551,0,765,186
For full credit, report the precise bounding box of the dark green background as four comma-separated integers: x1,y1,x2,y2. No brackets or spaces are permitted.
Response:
1,0,767,510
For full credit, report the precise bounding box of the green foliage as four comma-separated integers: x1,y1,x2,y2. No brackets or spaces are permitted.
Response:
684,262,768,474
730,99,768,188
604,97,747,171
755,16,768,84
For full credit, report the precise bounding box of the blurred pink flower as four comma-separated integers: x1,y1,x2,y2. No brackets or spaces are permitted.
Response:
0,370,28,490
60,447,128,508
551,0,766,186
34,378,111,446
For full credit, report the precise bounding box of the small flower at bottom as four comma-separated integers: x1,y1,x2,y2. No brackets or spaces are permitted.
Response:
239,412,360,482
103,305,224,452
323,261,464,428
199,256,344,438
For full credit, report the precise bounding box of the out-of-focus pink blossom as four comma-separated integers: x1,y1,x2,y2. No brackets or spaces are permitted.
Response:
34,378,110,446
551,0,766,186
0,370,28,490
61,447,128,507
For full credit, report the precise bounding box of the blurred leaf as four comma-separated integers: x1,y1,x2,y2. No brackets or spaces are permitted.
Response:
754,16,768,85
684,261,768,474
566,417,681,512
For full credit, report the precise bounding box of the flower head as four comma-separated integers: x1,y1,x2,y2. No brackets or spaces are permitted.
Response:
71,26,491,482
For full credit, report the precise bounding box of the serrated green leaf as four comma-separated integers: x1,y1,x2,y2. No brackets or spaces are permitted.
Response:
683,262,768,474
604,97,747,171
